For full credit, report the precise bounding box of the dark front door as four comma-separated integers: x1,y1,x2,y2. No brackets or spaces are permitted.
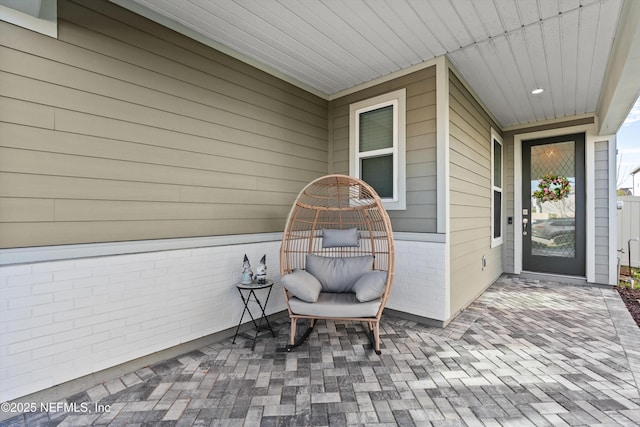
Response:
522,133,585,276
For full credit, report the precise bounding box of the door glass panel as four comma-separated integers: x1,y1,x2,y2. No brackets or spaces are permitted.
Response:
529,141,576,258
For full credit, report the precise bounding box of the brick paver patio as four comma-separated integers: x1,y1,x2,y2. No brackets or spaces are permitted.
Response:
3,275,640,426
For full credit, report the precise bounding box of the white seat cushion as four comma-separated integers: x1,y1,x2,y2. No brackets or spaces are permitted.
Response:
288,292,381,318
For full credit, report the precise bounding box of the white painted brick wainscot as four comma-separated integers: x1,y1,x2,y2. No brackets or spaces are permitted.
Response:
0,237,283,402
388,237,447,321
0,233,447,402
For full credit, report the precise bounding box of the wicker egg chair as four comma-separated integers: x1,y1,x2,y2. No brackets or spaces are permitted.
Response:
280,174,395,354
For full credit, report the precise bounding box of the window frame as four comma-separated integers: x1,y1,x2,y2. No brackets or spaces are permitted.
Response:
491,128,504,248
349,89,406,210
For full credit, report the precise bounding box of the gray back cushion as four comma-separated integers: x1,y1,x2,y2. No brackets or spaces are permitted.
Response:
306,254,373,293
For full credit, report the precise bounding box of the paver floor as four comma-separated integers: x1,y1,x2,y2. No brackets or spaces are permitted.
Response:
3,275,640,426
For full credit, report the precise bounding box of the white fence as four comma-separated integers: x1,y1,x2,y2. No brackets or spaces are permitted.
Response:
617,196,640,268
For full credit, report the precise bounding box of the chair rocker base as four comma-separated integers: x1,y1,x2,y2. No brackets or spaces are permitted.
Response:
283,317,382,354
284,320,315,352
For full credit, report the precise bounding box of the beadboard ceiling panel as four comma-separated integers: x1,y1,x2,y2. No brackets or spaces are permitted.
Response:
114,0,628,129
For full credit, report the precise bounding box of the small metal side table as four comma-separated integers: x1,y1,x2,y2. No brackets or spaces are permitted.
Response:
232,280,276,350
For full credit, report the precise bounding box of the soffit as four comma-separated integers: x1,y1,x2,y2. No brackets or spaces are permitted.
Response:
113,0,625,130
0,0,42,17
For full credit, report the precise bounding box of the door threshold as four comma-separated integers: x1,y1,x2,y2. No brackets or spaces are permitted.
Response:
519,271,587,286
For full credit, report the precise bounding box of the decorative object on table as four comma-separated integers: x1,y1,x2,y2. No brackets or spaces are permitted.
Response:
241,254,253,285
255,254,267,284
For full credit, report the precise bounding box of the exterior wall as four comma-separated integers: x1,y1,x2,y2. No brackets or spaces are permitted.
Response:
0,238,284,402
1,0,619,402
448,71,502,316
326,65,448,320
328,66,438,233
594,141,610,284
0,0,328,249
0,1,450,402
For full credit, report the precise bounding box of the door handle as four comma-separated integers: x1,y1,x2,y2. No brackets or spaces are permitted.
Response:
522,218,528,235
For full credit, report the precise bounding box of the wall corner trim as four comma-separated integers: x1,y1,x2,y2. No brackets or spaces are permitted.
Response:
436,56,450,236
435,56,451,321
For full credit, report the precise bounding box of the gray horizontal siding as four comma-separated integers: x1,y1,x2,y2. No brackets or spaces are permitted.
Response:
594,140,609,284
328,66,437,233
0,0,328,248
448,71,502,315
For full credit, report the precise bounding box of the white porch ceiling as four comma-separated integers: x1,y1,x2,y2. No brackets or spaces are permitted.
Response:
113,0,628,129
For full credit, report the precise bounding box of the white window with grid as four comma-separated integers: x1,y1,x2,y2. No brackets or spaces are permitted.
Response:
349,89,406,210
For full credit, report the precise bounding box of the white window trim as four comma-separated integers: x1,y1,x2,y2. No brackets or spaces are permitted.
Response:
349,88,406,210
491,128,503,248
